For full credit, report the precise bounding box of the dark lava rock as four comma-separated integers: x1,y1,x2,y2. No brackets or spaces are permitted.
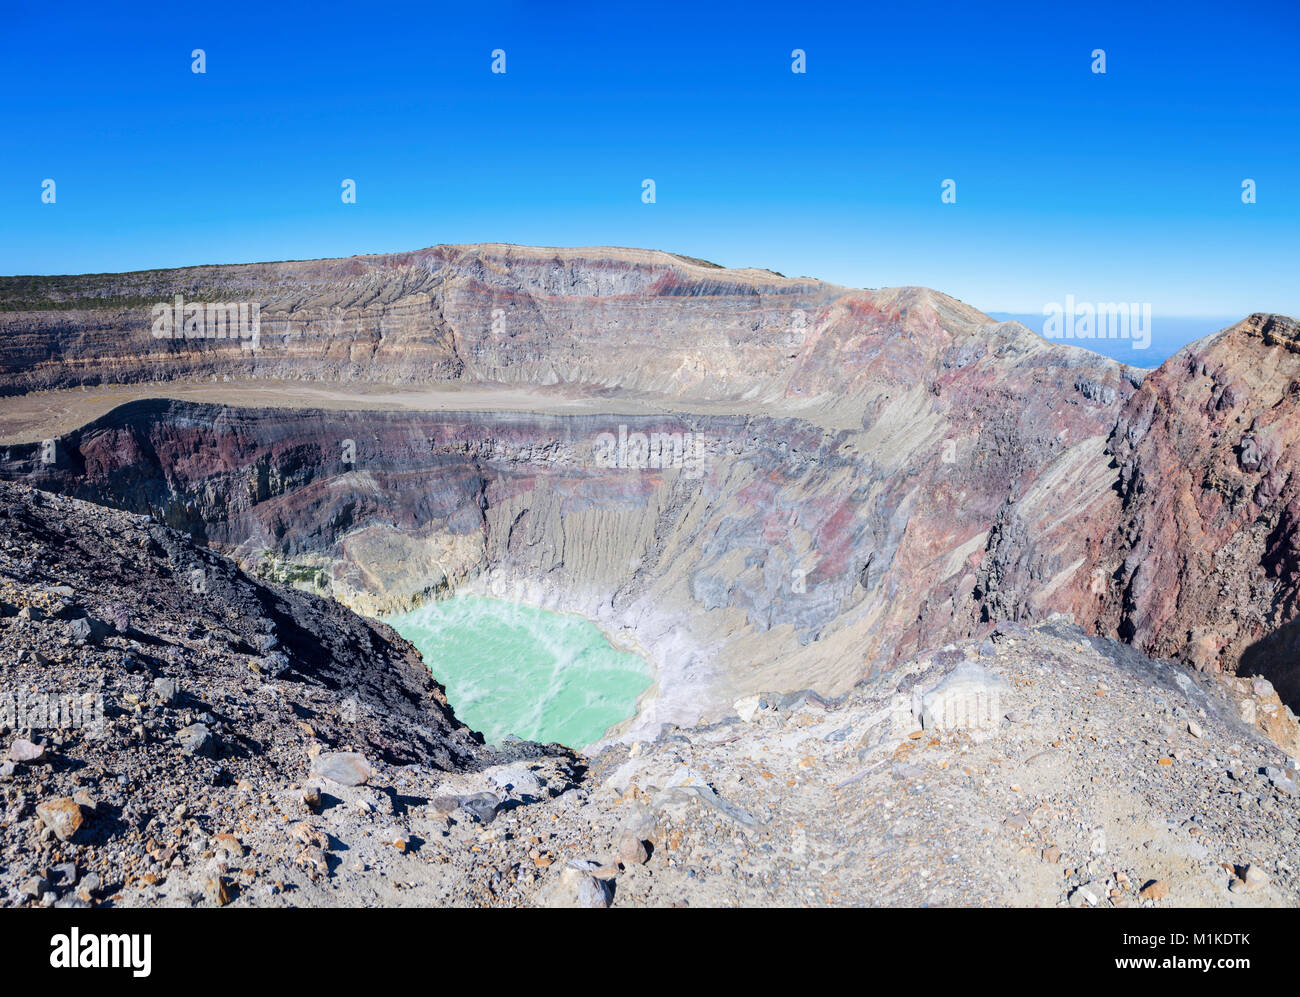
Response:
177,723,214,757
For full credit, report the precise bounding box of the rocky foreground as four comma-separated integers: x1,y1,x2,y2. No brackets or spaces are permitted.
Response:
1,481,1296,908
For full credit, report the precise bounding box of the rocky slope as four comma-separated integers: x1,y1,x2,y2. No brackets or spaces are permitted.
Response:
1086,315,1300,704
4,496,1295,908
0,480,572,906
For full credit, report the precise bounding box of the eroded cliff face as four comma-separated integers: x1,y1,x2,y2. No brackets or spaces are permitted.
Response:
0,245,1131,423
1091,314,1300,707
0,245,843,400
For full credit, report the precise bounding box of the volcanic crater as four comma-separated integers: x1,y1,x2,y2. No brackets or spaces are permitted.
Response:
2,246,1300,741
3,244,1300,909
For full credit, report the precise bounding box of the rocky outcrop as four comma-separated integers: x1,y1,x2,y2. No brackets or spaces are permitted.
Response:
0,480,580,908
0,245,839,398
1092,314,1300,705
0,480,493,770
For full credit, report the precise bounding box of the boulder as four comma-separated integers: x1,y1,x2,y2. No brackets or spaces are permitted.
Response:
917,661,1010,733
309,751,373,786
36,797,84,842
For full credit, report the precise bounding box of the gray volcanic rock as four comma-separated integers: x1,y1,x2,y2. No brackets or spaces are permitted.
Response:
0,478,582,906
63,621,1297,909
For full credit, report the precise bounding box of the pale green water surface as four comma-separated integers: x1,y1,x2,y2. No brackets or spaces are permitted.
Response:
386,596,651,747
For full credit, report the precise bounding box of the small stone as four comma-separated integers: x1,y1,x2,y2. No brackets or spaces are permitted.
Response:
1187,720,1203,738
204,876,233,906
153,678,179,705
302,784,323,813
618,831,650,866
257,652,291,678
35,797,84,842
1069,882,1103,907
734,694,779,724
296,846,329,876
457,793,500,825
212,833,245,858
1139,879,1168,901
1041,845,1060,864
486,764,544,798
7,738,45,763
1230,865,1269,894
67,615,110,646
176,723,213,757
1263,766,1298,797
549,860,613,908
290,823,327,848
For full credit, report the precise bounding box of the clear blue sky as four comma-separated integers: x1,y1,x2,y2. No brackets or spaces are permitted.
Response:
2,0,1297,323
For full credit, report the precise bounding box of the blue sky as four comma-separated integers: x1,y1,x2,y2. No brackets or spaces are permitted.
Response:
2,0,1297,335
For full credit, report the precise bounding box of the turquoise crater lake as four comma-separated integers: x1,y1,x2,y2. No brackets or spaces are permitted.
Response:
386,596,652,748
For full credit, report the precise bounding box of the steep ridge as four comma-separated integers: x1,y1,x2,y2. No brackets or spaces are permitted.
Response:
0,480,577,908
0,480,496,773
1092,314,1300,711
0,245,839,399
0,244,1128,423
